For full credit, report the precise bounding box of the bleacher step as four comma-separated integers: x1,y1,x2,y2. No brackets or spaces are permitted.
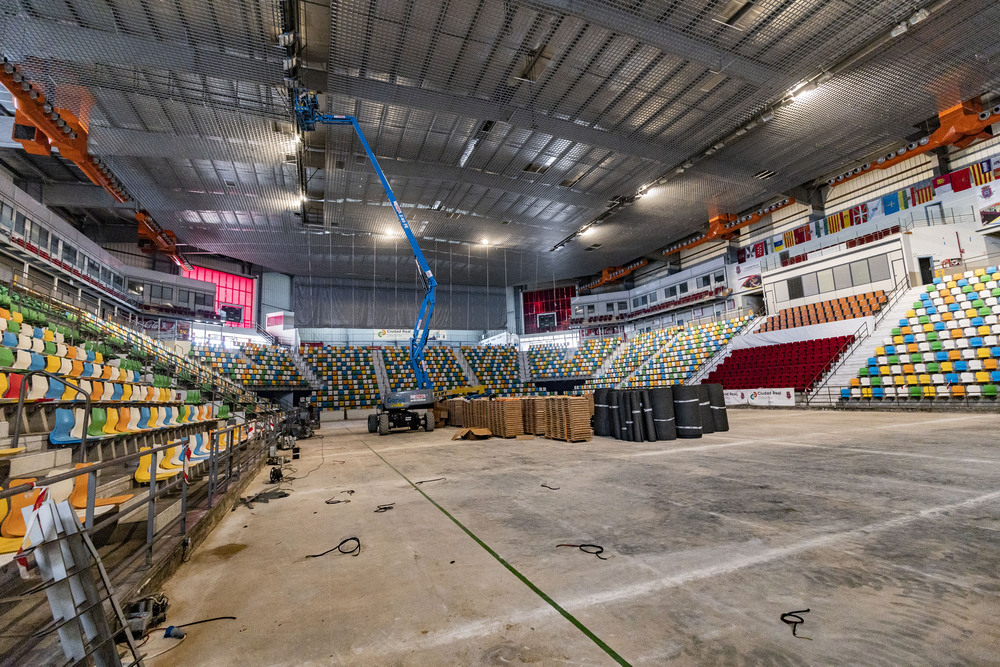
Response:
8,447,73,478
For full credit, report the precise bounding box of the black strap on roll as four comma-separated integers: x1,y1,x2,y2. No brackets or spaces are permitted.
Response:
608,390,621,440
593,388,609,437
673,385,702,439
619,390,632,441
698,384,715,434
707,383,729,432
640,389,656,442
650,387,676,440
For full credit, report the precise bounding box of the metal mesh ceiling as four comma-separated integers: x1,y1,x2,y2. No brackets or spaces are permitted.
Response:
2,0,999,286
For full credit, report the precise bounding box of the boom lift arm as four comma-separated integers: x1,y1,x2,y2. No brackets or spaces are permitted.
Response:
294,91,437,392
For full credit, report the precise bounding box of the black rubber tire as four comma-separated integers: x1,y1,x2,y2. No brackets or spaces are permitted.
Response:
377,413,390,436
423,413,434,432
367,414,378,433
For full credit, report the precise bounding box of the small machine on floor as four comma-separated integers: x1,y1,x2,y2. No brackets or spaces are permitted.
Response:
367,389,435,435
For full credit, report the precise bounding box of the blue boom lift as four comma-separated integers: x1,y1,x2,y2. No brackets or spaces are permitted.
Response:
294,91,437,435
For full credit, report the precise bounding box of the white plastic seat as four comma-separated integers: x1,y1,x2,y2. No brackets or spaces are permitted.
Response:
962,348,976,359
968,359,983,371
931,373,946,384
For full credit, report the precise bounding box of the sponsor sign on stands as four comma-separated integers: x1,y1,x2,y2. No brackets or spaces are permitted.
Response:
373,329,447,341
724,388,796,406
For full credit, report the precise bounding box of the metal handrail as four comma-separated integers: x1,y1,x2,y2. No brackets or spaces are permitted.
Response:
684,313,763,385
805,274,911,404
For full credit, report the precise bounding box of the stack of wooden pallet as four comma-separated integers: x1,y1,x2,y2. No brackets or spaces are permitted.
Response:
521,397,546,435
445,398,465,427
488,399,524,438
543,396,592,442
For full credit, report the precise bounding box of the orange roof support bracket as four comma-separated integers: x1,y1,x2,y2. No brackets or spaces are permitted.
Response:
661,198,795,257
581,259,648,292
0,57,129,203
829,98,996,189
136,211,193,271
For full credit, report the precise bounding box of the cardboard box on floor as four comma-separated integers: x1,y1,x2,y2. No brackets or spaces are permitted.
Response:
451,427,493,440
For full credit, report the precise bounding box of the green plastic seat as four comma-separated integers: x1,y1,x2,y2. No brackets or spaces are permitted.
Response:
912,301,923,309
984,385,998,397
931,342,943,352
6,320,19,335
927,332,939,342
908,386,922,398
927,363,940,373
892,327,901,336
888,355,900,365
43,341,55,355
918,315,930,324
87,408,107,439
979,307,991,317
973,299,985,308
0,347,14,368
859,367,870,377
871,377,882,387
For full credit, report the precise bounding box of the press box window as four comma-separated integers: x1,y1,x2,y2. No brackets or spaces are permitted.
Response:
678,282,689,294
696,275,711,288
665,286,677,298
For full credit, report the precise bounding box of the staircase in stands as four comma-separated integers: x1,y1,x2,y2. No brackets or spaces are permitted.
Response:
370,348,390,399
685,314,766,385
806,284,925,406
620,329,681,387
517,350,531,382
452,347,480,386
290,348,324,390
594,336,629,380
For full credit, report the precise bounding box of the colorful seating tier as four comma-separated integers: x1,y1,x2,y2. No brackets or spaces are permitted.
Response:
461,345,540,396
529,337,620,378
760,290,887,332
382,347,418,391
301,345,379,408
707,336,853,392
240,343,307,387
586,328,679,390
630,316,750,386
379,346,469,393
843,268,1000,400
189,345,248,380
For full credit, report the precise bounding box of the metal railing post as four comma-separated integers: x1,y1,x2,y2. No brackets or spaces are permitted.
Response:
145,449,157,567
85,469,97,531
180,442,188,536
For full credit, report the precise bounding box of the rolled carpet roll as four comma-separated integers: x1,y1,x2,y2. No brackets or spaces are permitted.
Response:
618,390,632,441
608,390,621,440
707,383,729,432
698,384,715,435
593,388,610,437
650,387,676,440
630,391,643,442
673,385,702,439
640,389,656,442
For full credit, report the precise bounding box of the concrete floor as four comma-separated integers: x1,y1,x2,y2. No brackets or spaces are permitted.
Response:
146,410,1000,666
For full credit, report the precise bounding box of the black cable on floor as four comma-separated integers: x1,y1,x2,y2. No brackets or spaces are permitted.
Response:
176,616,237,629
556,544,609,560
373,503,395,513
305,537,361,559
780,609,812,639
541,484,560,490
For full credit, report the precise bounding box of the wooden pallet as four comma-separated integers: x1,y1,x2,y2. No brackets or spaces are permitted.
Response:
543,396,592,442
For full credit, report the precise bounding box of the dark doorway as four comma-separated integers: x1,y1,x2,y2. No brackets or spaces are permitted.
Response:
918,256,934,285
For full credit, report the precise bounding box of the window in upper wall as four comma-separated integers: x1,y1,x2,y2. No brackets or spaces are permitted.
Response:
616,301,627,310
833,263,853,290
640,295,648,306
62,245,77,267
678,282,689,294
178,289,191,304
128,280,143,295
49,234,59,255
850,259,870,285
100,267,112,284
666,285,677,298
715,272,725,283
195,292,214,307
605,303,614,313
14,212,25,235
868,254,891,282
112,273,124,290
632,297,640,308
0,203,12,227
648,291,657,303
86,258,100,279
32,225,47,249
802,272,819,297
817,268,835,293
696,275,711,288
787,276,804,300
586,304,595,314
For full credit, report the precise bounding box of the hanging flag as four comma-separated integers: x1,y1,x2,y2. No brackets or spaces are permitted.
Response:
971,159,993,186
782,230,795,248
882,191,901,215
793,223,811,245
752,241,766,258
737,247,747,263
951,167,972,192
932,173,952,191
826,211,845,233
850,203,869,226
814,219,825,238
867,198,883,219
773,235,784,252
911,183,934,205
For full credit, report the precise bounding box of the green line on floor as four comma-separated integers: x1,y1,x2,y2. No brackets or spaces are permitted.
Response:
364,442,631,667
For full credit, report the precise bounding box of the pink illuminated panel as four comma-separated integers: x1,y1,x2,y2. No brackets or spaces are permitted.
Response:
182,266,255,328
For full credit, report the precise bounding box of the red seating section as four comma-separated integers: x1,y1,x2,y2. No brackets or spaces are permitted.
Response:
706,335,853,392
760,290,886,332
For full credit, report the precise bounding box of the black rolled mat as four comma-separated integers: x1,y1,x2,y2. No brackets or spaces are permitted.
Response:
640,389,656,442
630,391,643,442
673,385,702,439
650,387,676,440
698,384,715,435
593,388,610,437
707,383,729,432
608,390,621,440
618,390,632,441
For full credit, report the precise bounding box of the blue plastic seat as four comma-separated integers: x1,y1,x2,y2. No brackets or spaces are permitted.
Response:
936,351,948,361
28,353,44,372
49,408,78,445
958,279,968,287
1,332,16,348
972,317,985,326
904,335,916,344
138,406,152,430
946,373,960,383
885,345,896,354
867,357,878,366
899,318,908,326
841,388,851,398
873,387,884,398
934,322,946,331
933,277,943,285
971,337,984,348
992,371,1000,382
45,378,65,400
162,407,174,427
111,383,124,401
82,362,94,378
955,361,968,372
32,328,43,339
926,306,938,315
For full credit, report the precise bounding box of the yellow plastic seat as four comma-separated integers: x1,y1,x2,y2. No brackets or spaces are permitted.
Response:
134,447,180,484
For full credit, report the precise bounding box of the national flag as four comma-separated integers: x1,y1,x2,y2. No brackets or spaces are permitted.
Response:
849,203,869,226
773,235,784,252
783,230,795,248
737,247,747,264
882,189,910,215
932,173,951,190
971,159,993,186
752,241,766,258
911,183,934,205
867,198,883,219
826,211,845,233
794,223,811,245
950,167,972,192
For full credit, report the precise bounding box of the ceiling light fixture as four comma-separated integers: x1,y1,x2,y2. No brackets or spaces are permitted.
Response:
580,227,595,236
481,238,489,245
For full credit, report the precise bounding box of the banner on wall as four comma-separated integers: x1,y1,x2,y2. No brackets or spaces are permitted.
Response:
981,203,1000,227
723,388,796,406
733,260,762,292
373,328,447,341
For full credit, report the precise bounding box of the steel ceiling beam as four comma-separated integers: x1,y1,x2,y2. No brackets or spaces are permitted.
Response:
325,74,671,163
521,0,777,85
2,16,278,86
